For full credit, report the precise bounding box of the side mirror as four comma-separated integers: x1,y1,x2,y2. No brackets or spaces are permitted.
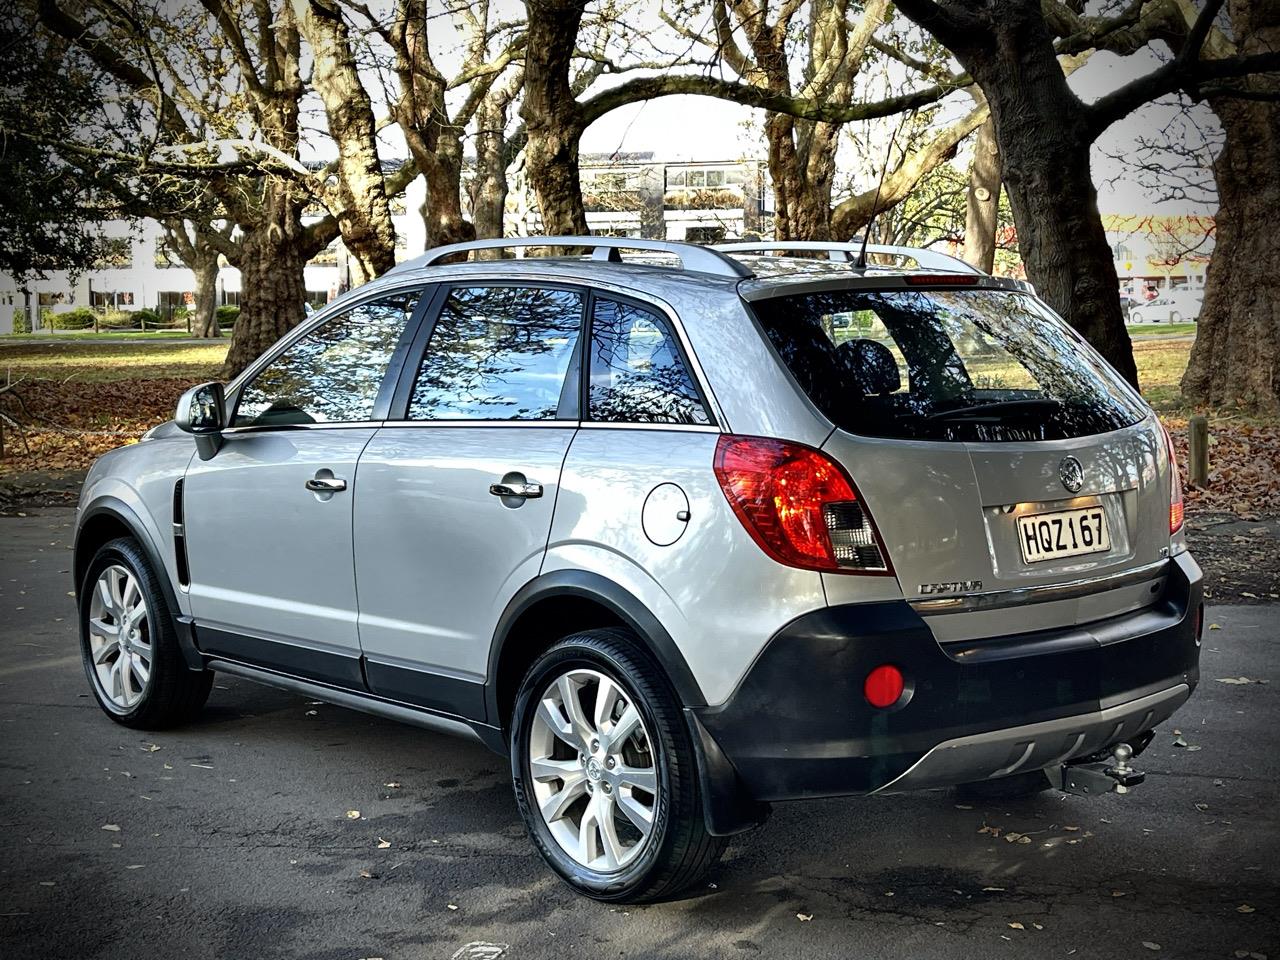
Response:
176,381,226,460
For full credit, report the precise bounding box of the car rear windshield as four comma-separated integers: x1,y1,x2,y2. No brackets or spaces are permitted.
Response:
752,287,1145,442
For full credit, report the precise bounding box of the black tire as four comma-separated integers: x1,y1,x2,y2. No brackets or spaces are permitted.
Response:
510,628,726,902
79,537,213,729
954,769,1052,802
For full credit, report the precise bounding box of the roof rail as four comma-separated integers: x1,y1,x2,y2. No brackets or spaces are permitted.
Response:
713,240,983,275
398,236,754,279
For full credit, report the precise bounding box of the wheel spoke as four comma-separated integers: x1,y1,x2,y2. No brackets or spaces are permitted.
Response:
530,756,582,782
89,617,119,641
108,567,127,612
594,675,621,733
539,775,587,822
595,795,625,868
617,790,654,834
578,794,604,866
615,764,657,795
96,575,115,615
557,675,595,745
129,597,148,628
130,655,150,688
93,639,120,665
610,705,641,746
121,575,140,614
535,697,579,750
110,657,124,700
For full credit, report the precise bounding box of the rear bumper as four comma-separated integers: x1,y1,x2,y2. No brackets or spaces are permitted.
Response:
693,552,1202,805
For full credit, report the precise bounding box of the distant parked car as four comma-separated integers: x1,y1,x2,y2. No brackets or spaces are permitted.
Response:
1129,291,1202,324
1119,295,1136,320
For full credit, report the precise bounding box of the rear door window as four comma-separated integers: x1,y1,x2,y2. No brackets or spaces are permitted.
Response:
587,298,710,425
407,285,584,420
752,287,1145,441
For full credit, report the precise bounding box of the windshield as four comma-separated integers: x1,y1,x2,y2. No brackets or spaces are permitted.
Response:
752,287,1146,442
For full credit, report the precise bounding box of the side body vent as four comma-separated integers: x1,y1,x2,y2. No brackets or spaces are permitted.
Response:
173,479,191,588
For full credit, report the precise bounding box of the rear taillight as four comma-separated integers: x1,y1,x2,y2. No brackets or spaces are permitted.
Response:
713,435,890,574
1162,423,1185,534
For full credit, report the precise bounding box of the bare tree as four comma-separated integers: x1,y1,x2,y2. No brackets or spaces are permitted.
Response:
161,219,235,337
892,0,1280,386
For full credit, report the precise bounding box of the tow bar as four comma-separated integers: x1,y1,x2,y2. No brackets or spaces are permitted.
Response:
1047,734,1153,797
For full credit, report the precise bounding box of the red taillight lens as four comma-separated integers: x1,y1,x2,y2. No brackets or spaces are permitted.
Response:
1163,424,1185,534
864,665,905,709
713,435,890,573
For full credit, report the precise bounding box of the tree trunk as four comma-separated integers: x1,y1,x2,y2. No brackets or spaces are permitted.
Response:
988,84,1136,384
302,0,397,280
222,185,310,377
191,252,220,338
521,0,590,236
962,116,1001,273
420,131,476,248
1182,1,1280,412
470,83,517,248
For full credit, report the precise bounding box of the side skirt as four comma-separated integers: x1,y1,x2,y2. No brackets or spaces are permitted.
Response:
207,658,504,750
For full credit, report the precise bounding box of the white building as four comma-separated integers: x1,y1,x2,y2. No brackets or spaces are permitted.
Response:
1,155,776,334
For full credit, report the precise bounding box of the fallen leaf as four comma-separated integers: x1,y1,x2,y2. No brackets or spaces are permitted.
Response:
1173,735,1189,747
447,904,459,911
377,838,391,849
1209,623,1222,630
384,782,401,788
1237,904,1256,914
796,913,812,922
1008,922,1025,930
982,886,1006,892
1112,891,1128,897
101,824,120,832
358,869,374,879
1143,943,1162,951
1217,677,1268,685
346,810,361,820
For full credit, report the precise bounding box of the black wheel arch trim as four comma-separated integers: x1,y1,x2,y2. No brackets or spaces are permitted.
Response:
75,497,204,671
485,570,707,730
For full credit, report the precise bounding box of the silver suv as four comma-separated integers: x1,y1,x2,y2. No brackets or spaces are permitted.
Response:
74,237,1202,901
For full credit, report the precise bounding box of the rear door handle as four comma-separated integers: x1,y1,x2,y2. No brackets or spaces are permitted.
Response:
306,476,347,493
489,481,543,499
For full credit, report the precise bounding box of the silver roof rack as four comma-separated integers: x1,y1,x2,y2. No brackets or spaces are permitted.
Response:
714,240,983,275
399,236,753,279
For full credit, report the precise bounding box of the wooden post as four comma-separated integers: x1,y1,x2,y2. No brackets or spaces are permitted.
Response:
1188,415,1210,487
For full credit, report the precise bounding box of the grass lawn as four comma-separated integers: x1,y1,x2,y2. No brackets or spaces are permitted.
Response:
1127,322,1198,338
0,339,227,383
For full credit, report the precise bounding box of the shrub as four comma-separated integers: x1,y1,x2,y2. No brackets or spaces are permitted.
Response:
216,304,240,327
47,307,96,330
12,308,31,334
133,307,161,327
98,310,136,329
172,306,190,324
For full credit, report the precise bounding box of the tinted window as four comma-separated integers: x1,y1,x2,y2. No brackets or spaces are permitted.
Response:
753,288,1145,442
234,291,419,427
408,286,583,420
588,298,709,425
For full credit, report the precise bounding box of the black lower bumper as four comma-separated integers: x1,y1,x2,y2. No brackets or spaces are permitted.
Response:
692,553,1202,819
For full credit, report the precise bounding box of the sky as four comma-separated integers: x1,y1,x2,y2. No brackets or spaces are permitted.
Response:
575,43,1220,217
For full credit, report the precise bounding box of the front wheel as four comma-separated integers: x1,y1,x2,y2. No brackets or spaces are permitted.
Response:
79,537,213,729
510,629,726,902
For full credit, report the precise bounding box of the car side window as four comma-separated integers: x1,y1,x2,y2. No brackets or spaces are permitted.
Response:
407,285,584,420
233,290,420,427
588,298,710,425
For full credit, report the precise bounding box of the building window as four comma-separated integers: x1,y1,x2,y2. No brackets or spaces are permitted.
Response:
157,290,189,321
706,169,725,188
667,170,686,188
685,226,727,244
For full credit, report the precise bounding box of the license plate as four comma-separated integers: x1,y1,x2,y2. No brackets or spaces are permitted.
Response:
1017,507,1110,564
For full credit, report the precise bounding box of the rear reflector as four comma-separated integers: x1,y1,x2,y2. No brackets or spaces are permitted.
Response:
904,274,980,286
714,435,890,574
864,665,904,709
1162,423,1185,534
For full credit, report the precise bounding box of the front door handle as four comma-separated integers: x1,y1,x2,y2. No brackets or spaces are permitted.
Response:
306,475,348,493
489,480,543,499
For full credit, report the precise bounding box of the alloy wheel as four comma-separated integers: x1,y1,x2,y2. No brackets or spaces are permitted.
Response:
528,668,659,873
87,564,152,710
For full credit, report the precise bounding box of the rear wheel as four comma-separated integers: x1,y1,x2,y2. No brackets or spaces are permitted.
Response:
510,628,726,902
79,537,213,729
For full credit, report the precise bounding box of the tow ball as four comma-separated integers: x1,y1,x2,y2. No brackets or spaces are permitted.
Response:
1048,741,1148,797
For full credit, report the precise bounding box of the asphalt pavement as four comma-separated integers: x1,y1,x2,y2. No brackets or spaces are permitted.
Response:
1,508,1277,960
